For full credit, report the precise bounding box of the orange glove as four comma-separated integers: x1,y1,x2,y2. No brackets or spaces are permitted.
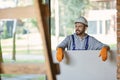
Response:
99,47,108,61
56,48,64,62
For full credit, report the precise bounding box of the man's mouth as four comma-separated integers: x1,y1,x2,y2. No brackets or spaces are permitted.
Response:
76,30,80,33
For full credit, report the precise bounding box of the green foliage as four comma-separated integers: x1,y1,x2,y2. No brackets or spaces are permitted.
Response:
1,74,45,80
1,74,17,78
1,22,10,39
15,18,38,36
59,0,91,35
27,18,38,27
51,0,92,36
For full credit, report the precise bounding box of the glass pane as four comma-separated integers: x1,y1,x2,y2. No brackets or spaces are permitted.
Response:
99,21,102,34
105,20,111,34
87,21,97,34
0,0,47,80
0,18,46,79
0,18,45,63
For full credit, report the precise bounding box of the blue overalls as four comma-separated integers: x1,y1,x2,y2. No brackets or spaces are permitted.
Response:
71,35,89,50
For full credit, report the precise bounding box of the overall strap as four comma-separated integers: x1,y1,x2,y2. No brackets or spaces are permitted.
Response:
71,35,89,50
85,35,89,50
71,35,75,50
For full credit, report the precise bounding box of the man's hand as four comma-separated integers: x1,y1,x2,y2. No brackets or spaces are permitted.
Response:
99,46,109,61
56,48,64,62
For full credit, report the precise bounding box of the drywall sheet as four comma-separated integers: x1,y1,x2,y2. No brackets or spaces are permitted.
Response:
52,50,117,80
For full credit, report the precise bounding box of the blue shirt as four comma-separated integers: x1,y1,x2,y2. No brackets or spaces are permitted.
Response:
57,33,107,50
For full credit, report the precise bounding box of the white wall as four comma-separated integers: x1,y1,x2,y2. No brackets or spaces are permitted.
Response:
52,50,117,80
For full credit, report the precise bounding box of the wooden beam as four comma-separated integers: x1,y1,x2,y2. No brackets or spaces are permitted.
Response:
0,63,46,74
0,0,58,79
117,0,120,5
0,6,35,19
34,0,57,80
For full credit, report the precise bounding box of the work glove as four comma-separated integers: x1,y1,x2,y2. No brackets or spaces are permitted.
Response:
99,47,108,61
56,48,64,62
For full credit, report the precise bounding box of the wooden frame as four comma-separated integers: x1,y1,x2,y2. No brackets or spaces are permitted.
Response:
0,6,35,19
0,0,58,80
0,63,46,74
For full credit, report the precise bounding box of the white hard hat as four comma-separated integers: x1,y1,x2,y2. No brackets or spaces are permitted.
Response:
74,16,88,27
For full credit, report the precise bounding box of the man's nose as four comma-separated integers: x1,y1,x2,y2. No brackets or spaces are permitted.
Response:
75,26,79,29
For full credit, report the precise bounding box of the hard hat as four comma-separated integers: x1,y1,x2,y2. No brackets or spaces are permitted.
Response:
74,16,88,27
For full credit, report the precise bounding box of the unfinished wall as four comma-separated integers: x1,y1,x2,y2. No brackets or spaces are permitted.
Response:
117,0,120,79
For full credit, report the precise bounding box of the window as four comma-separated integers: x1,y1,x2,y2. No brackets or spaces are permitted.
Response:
105,20,111,34
99,20,102,34
87,21,97,34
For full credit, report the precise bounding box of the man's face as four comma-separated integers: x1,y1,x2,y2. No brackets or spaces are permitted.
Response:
75,22,87,35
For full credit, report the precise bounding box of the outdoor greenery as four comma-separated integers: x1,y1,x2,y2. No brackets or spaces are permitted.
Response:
1,18,38,39
51,0,92,36
1,74,45,80
0,0,117,80
2,22,10,39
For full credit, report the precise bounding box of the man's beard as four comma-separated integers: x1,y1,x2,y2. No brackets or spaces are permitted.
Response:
75,30,85,35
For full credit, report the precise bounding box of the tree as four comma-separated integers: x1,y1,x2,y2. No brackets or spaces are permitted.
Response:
58,0,91,36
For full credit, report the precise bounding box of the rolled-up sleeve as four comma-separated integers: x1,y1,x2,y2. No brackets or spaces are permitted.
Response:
56,36,70,50
91,37,107,50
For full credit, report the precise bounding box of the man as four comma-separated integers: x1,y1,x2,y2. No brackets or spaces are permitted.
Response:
56,16,110,62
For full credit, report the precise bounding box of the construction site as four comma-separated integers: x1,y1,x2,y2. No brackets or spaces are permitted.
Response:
0,0,119,80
